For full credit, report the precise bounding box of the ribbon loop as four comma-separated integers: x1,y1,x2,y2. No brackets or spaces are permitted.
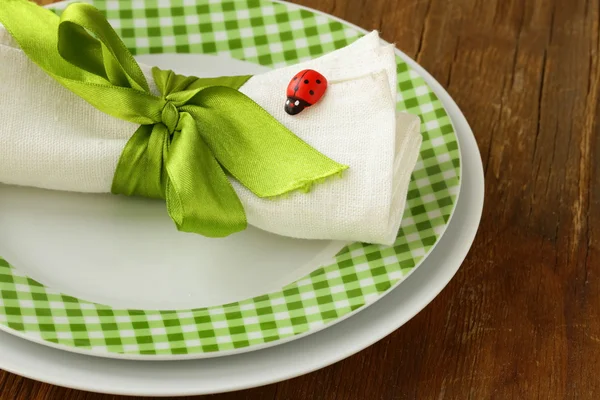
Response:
57,3,149,91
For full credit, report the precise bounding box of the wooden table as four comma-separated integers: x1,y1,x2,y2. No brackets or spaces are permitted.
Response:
2,0,599,398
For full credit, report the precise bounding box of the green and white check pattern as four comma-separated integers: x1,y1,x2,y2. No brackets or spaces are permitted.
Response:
0,0,460,357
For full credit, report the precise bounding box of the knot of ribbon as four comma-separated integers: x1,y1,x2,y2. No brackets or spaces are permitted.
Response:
0,0,348,237
161,101,180,134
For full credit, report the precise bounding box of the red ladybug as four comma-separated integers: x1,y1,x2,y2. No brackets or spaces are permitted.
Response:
285,69,328,115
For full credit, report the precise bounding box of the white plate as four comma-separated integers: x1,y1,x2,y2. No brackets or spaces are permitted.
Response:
0,47,484,395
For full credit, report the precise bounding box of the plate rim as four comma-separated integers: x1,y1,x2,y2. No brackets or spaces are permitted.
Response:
0,0,464,360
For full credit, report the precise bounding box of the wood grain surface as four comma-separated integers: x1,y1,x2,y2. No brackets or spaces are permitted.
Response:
1,0,599,399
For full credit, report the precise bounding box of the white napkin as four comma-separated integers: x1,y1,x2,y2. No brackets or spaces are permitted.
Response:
0,30,422,245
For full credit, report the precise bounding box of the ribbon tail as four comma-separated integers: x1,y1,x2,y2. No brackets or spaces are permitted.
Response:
182,86,349,198
111,124,168,199
165,113,247,237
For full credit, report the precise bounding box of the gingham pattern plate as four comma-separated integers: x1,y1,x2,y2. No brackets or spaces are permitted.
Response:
0,0,461,358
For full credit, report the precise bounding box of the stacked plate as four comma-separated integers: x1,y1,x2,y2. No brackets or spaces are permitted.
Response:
0,0,483,395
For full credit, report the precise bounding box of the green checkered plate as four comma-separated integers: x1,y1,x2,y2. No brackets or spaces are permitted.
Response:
0,0,461,359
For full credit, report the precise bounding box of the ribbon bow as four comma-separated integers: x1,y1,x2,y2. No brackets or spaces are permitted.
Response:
0,0,348,237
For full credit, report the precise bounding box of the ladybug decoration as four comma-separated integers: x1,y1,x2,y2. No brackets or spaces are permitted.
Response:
285,69,328,115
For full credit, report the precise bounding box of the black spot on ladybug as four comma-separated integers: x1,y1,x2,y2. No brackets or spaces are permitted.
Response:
309,90,314,95
293,77,297,80
316,79,321,84
304,79,309,84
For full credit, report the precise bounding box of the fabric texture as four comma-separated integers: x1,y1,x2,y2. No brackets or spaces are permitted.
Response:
0,29,422,245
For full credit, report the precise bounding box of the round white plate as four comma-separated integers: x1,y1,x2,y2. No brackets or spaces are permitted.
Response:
0,45,484,395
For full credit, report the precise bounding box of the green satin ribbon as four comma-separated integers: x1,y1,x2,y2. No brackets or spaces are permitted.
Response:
0,0,348,237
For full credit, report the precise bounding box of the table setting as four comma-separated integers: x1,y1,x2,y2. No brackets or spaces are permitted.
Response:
1,0,597,398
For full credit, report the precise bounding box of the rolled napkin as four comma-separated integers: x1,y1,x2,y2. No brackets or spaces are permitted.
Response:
0,2,422,245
